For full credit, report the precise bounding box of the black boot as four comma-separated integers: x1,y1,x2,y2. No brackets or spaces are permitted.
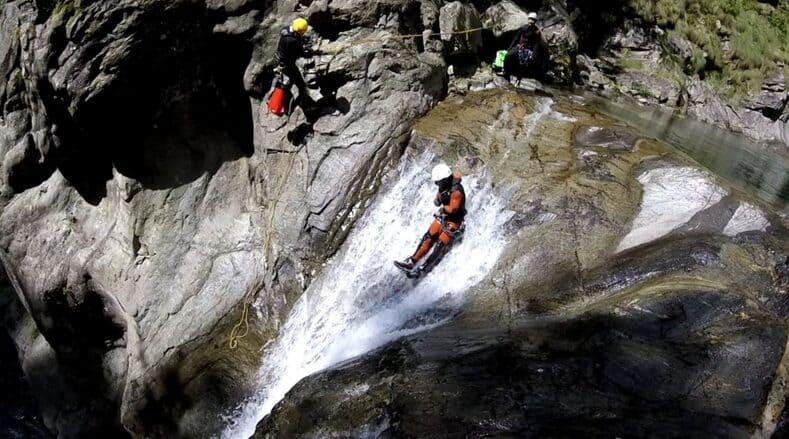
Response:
420,243,446,274
394,257,416,270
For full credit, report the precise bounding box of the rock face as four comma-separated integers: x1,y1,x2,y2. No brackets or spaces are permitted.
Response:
615,71,681,105
477,1,578,84
0,0,446,436
481,0,531,37
0,1,787,438
678,75,789,146
538,2,578,84
439,1,483,55
255,91,788,437
666,34,696,72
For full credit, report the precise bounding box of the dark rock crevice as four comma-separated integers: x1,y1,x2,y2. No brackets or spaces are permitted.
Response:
1,254,132,438
0,330,53,439
40,286,126,361
6,134,56,194
306,10,355,41
41,3,255,204
0,266,52,438
565,0,632,57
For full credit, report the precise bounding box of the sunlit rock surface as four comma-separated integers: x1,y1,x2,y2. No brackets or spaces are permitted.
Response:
0,0,445,436
0,0,786,436
255,90,788,438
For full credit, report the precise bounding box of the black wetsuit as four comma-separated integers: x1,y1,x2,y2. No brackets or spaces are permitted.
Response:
436,179,466,224
505,23,542,74
276,27,311,104
276,27,306,65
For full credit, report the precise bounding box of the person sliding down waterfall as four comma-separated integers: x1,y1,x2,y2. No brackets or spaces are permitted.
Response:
395,164,467,278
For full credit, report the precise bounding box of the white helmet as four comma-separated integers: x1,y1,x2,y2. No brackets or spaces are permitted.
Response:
527,12,538,21
431,163,452,182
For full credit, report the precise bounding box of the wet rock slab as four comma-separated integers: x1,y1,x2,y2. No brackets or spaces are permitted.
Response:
255,90,788,438
255,287,786,438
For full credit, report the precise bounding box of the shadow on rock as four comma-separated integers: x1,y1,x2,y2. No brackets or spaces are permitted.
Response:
41,5,254,204
287,97,351,146
0,330,52,439
254,287,787,438
27,285,130,437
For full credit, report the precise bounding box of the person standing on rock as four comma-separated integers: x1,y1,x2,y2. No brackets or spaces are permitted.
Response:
504,12,543,77
275,18,317,110
395,164,467,277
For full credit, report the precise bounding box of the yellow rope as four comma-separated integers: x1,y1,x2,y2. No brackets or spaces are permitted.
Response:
228,147,300,349
323,26,490,54
228,298,249,349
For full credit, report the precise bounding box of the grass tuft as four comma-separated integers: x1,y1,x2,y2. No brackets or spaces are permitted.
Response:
52,0,81,17
628,0,789,98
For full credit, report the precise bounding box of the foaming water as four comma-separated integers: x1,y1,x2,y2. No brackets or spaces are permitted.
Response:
220,152,512,438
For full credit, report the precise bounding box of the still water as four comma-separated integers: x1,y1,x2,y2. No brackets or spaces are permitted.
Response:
585,95,788,212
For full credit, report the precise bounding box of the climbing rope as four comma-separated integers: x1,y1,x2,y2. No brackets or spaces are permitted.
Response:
227,25,491,349
321,26,490,54
228,138,301,350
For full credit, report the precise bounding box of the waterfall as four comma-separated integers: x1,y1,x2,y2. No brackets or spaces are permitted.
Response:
221,151,513,438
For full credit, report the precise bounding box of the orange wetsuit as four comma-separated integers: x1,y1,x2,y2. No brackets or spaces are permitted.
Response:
412,172,466,262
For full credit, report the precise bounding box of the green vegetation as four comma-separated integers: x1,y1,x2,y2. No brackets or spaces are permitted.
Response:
615,54,646,71
52,0,81,16
629,0,789,98
631,82,654,98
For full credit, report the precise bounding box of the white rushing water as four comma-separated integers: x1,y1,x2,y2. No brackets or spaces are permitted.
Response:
220,152,512,438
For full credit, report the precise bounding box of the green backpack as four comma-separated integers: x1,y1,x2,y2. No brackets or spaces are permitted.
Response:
493,50,507,69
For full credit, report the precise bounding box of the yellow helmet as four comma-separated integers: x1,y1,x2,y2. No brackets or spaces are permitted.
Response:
292,18,308,34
